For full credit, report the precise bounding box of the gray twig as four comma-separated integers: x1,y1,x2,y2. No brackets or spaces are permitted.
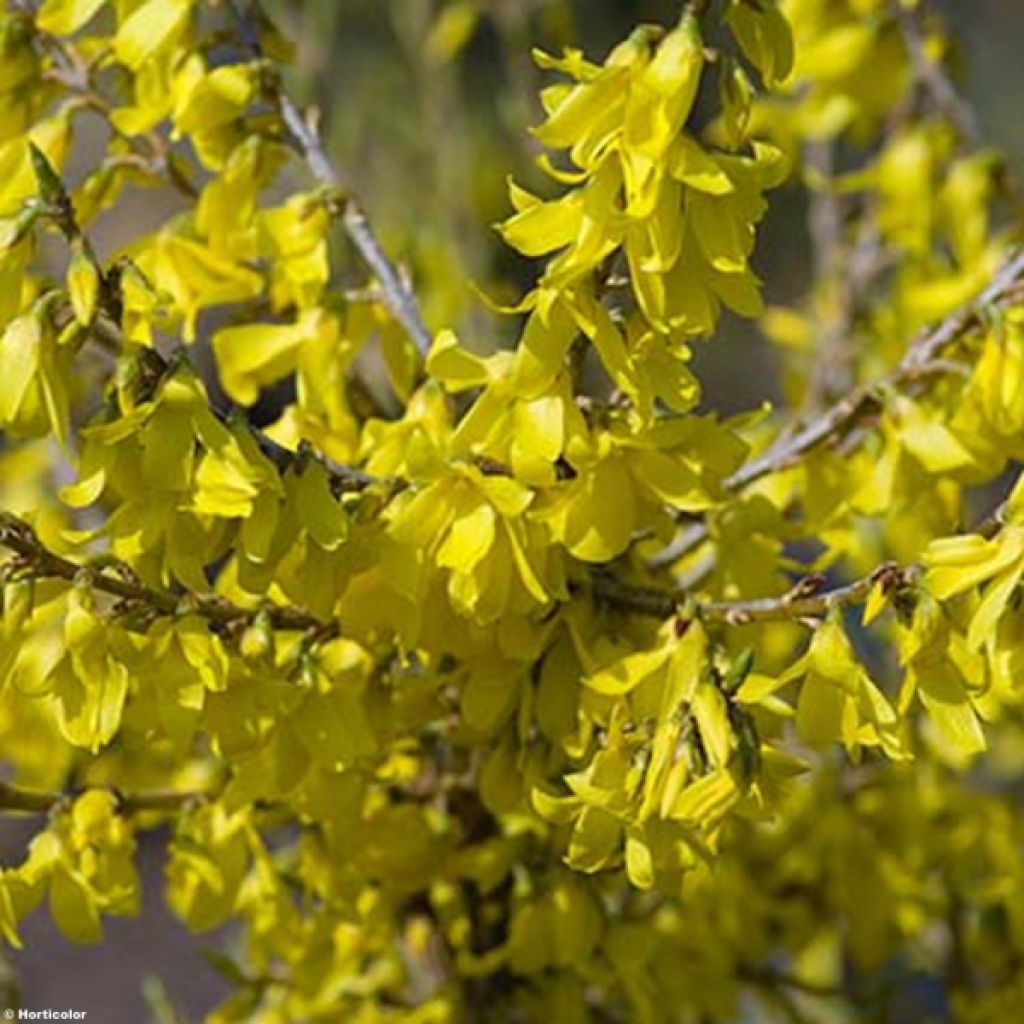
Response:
895,1,982,147
228,0,433,358
651,248,1024,569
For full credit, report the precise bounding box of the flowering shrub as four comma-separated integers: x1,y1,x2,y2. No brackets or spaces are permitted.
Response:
1,0,1023,1021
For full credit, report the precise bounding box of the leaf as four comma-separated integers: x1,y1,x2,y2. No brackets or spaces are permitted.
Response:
624,833,655,890
499,190,583,258
671,134,734,194
629,449,714,511
567,807,622,873
511,395,564,482
917,663,986,758
36,0,106,34
200,947,251,988
68,248,100,326
666,770,740,827
924,528,1024,600
692,681,732,768
585,644,671,697
212,321,307,406
293,462,348,551
291,688,377,768
437,500,496,572
49,868,102,945
28,143,65,206
114,0,192,70
0,312,41,424
796,673,846,750
726,1,794,87
561,457,637,562
193,446,260,519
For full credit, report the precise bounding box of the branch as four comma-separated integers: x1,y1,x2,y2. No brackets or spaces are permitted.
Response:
227,0,433,358
602,496,1009,625
738,247,1024,489
803,147,888,411
651,247,1024,568
895,1,982,147
592,560,919,625
82,313,385,496
27,142,386,498
0,779,207,817
279,100,434,360
28,20,198,199
0,510,333,636
806,138,843,283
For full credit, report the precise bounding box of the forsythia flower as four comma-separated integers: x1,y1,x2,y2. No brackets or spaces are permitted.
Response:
500,9,788,381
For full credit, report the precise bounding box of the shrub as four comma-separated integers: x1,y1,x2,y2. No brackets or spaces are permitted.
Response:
0,1,1023,1021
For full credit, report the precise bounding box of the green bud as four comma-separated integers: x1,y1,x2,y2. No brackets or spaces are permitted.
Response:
28,143,67,210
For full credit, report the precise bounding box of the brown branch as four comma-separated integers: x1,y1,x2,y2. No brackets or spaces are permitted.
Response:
650,247,1024,569
607,491,1011,626
0,510,332,636
592,560,917,626
39,172,1023,634
82,314,384,495
32,13,415,422
227,0,433,358
28,19,198,200
0,779,206,817
28,141,386,497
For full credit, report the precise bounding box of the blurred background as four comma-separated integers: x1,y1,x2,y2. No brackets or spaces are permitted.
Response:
4,0,1024,1020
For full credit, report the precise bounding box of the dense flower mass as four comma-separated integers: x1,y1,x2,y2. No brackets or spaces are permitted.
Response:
0,0,1024,1021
